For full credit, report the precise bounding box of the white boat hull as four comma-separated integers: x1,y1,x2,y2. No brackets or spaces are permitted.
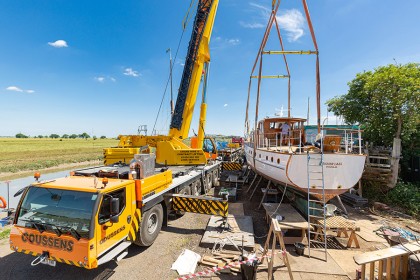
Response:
244,143,366,198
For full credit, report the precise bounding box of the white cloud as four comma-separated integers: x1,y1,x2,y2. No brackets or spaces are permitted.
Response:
123,67,140,77
224,104,228,107
276,9,305,42
213,37,240,49
6,86,34,93
228,39,240,46
94,76,105,83
241,4,306,42
48,40,68,48
239,22,265,29
6,86,23,92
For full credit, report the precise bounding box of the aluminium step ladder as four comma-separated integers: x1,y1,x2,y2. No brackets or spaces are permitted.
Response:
306,147,328,261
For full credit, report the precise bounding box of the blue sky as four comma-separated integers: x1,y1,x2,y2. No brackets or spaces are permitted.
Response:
1,0,419,137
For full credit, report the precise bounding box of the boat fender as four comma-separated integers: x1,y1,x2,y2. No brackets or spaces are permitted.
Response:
0,196,6,208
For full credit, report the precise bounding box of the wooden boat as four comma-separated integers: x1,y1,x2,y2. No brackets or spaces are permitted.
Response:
243,1,366,201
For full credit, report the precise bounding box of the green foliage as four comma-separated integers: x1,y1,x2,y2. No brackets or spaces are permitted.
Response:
15,133,28,138
62,134,69,139
100,136,106,139
326,63,420,147
49,134,60,139
387,181,420,217
69,134,78,139
79,132,90,139
37,135,44,138
363,181,420,217
93,136,97,140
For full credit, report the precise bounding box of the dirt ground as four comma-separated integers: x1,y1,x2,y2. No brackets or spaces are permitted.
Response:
0,170,419,280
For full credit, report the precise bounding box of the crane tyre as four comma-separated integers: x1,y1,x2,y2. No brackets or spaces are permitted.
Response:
0,196,6,209
135,204,163,247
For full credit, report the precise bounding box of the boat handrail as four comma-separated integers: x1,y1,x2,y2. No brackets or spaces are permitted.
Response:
255,127,363,155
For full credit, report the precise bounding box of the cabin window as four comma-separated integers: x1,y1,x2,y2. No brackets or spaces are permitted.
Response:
277,158,280,164
271,157,273,162
266,156,268,160
269,122,275,129
98,188,126,225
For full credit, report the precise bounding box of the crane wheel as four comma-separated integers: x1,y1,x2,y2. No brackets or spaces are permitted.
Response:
135,204,163,247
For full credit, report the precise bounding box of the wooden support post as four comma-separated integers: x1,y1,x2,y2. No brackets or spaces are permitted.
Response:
242,167,251,186
249,176,263,200
394,256,400,280
378,260,384,280
361,264,366,280
386,257,392,280
262,218,294,280
245,173,258,193
258,180,272,209
369,262,375,280
402,255,408,280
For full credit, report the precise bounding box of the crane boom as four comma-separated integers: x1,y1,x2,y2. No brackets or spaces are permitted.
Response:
104,0,219,166
169,0,218,140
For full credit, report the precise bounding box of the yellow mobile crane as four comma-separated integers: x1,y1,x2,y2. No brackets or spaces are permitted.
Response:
105,0,219,166
10,0,225,269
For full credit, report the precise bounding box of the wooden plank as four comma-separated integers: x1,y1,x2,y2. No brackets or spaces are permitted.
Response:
354,241,420,265
262,203,307,229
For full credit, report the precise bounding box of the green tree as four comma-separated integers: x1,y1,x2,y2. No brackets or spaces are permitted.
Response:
62,134,69,139
100,136,106,139
50,134,60,139
37,135,44,138
16,133,28,138
326,63,420,147
79,132,90,139
69,134,78,139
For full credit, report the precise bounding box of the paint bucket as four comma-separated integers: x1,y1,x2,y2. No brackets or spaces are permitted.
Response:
294,242,305,256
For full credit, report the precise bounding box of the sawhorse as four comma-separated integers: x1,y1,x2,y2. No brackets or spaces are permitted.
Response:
262,218,294,280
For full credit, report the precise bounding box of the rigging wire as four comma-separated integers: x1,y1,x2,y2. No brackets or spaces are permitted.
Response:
152,0,197,135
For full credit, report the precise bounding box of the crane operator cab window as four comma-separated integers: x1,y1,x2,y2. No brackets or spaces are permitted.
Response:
98,188,126,224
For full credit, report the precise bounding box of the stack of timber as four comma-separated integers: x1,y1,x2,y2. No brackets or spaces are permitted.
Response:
199,251,242,275
340,192,368,208
362,148,393,184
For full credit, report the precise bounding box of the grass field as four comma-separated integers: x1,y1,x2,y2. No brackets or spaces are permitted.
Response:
0,138,119,175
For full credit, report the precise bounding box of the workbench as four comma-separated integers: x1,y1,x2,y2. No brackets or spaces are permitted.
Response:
262,203,308,244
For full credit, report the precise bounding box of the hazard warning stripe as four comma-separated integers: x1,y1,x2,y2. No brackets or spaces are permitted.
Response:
15,248,84,267
222,162,242,171
172,196,228,217
128,208,142,241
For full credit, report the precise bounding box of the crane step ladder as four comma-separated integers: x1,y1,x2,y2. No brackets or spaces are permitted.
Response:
307,150,328,261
